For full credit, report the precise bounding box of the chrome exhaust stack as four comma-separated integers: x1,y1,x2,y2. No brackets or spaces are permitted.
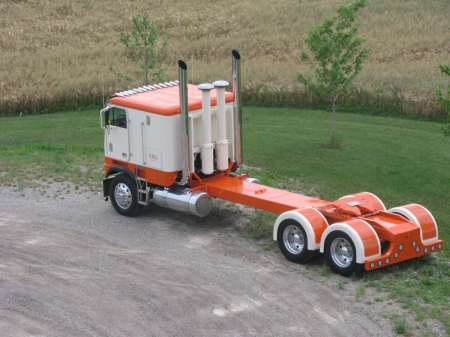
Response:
177,60,190,185
169,60,214,216
231,50,242,172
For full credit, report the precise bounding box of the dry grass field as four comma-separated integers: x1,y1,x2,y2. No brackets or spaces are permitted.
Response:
1,0,449,116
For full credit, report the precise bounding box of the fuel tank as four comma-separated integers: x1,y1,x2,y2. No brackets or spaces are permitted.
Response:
153,186,213,217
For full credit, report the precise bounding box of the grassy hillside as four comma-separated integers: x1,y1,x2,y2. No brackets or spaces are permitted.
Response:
1,0,450,116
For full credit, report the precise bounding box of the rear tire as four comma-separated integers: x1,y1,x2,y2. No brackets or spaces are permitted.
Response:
277,220,318,263
109,174,143,217
324,231,364,277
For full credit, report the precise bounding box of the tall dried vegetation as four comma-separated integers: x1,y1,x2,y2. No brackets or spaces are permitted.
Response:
1,0,449,116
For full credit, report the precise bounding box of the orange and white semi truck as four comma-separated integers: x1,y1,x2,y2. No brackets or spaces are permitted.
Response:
100,50,443,276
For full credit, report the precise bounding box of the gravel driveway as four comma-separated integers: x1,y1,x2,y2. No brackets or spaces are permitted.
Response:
1,185,445,336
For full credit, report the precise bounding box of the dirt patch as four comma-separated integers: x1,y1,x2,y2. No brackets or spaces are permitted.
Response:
0,186,445,336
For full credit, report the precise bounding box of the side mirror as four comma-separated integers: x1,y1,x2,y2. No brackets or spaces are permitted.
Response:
105,109,110,126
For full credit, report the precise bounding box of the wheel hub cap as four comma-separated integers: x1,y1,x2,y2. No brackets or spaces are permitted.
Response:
330,237,354,267
283,225,305,254
114,183,132,209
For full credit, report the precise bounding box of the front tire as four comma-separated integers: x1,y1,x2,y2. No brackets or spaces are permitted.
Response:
324,231,364,276
109,174,143,217
277,220,317,263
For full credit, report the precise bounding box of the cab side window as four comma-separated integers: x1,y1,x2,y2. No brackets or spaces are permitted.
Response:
109,107,127,128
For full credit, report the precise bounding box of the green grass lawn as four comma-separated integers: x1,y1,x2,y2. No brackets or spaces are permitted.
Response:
1,107,449,333
0,110,104,191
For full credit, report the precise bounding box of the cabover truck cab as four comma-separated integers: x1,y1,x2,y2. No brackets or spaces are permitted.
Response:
100,50,443,276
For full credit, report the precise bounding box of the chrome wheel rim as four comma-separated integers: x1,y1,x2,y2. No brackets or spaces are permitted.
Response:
330,237,354,267
114,183,132,209
283,225,305,254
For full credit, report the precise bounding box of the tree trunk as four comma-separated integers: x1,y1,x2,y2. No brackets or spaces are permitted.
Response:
331,85,337,136
144,51,149,86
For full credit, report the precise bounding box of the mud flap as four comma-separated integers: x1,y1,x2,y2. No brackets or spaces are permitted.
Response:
103,177,114,197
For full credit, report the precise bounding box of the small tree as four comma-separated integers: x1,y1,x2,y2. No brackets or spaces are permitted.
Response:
298,0,371,144
111,13,167,86
436,64,450,137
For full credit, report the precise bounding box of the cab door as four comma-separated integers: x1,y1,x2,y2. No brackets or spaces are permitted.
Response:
103,106,130,161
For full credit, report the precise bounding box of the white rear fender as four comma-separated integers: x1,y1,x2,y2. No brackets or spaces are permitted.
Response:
320,219,381,264
273,208,328,251
389,204,438,245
